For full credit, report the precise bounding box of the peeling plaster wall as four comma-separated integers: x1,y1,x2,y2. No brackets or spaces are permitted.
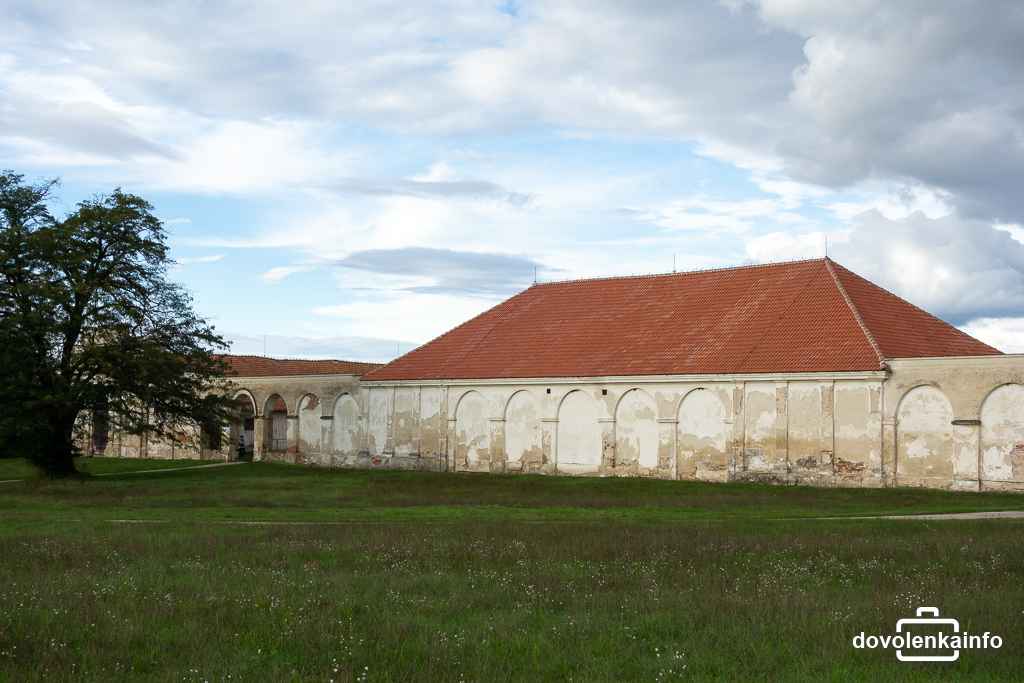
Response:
615,389,659,472
742,382,781,476
787,382,828,482
981,384,1024,486
677,389,730,482
297,394,322,457
834,381,881,485
896,386,955,488
455,391,490,471
884,356,1024,491
393,387,419,457
367,388,391,457
505,390,542,472
332,394,360,455
363,358,1021,488
419,388,444,461
90,354,1024,491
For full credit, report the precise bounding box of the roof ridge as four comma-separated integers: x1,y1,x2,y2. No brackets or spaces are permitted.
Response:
827,259,1001,356
734,258,825,372
532,257,827,288
824,258,885,367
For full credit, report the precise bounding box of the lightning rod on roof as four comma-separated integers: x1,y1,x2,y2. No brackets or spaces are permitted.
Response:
673,253,677,273
533,265,537,284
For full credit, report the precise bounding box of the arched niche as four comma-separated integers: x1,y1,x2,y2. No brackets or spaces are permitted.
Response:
455,391,490,469
676,389,729,481
505,390,542,468
297,394,322,453
980,384,1024,484
332,394,361,456
556,391,602,473
896,385,954,486
615,389,658,469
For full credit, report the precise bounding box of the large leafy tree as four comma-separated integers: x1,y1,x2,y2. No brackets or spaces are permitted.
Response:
0,171,232,477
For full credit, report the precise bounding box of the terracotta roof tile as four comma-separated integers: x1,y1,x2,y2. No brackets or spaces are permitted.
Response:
365,258,1001,381
828,261,1001,359
221,355,382,378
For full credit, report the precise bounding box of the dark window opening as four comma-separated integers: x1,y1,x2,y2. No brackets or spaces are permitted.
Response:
92,409,109,454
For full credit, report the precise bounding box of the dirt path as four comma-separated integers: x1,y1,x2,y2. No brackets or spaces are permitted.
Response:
866,510,1024,520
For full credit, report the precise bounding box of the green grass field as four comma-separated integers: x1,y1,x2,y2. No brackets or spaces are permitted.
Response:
2,459,1022,681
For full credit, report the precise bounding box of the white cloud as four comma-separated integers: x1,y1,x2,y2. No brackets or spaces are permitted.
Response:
175,254,224,265
4,0,1024,340
960,318,1024,354
995,223,1024,245
142,119,351,195
5,1,1024,223
630,195,812,234
746,211,1024,323
826,184,955,222
261,265,316,283
313,291,494,344
745,230,835,263
224,332,416,362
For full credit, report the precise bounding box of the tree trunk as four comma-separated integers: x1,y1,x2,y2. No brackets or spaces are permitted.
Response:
32,412,80,478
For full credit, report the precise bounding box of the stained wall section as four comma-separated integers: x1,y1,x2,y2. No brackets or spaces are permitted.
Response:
86,355,1024,491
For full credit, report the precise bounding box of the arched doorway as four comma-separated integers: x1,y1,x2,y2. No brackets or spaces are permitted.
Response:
263,394,289,454
230,392,257,460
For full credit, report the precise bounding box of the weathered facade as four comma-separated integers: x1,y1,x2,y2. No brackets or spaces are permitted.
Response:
92,258,1024,491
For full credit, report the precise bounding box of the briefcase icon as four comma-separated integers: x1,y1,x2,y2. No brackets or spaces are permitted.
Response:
896,607,960,662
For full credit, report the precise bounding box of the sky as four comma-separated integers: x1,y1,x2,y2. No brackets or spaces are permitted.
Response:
3,0,1024,360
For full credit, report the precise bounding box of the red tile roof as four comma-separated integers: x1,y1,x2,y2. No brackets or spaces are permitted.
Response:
366,258,1000,381
827,261,1001,359
222,355,382,378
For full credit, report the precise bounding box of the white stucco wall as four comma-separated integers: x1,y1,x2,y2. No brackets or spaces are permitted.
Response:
676,389,731,482
556,390,603,474
896,385,955,486
615,389,659,470
505,390,542,470
91,355,1024,492
297,394,322,454
367,388,391,456
455,391,490,470
332,394,360,454
981,384,1024,485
